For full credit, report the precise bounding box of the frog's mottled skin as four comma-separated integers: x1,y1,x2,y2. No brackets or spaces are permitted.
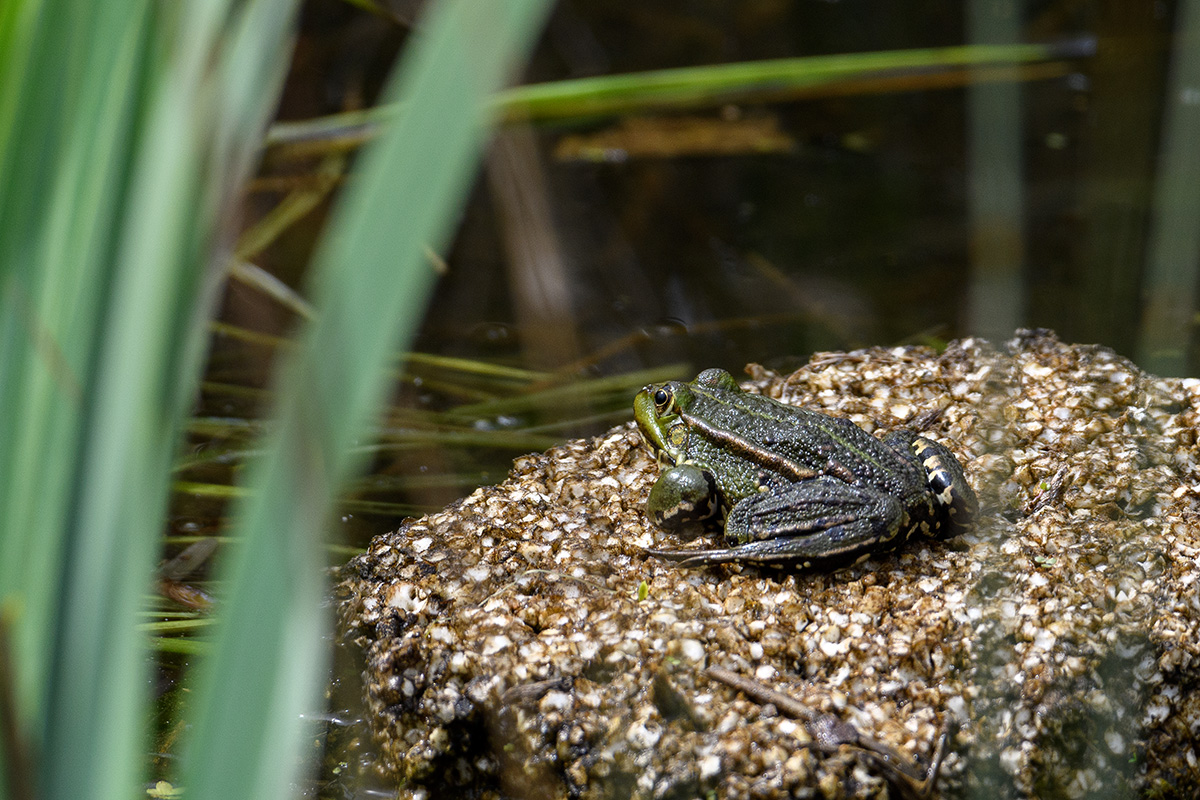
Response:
634,368,976,567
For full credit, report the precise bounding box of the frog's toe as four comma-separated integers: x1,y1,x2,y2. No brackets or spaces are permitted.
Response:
643,545,751,568
645,536,877,569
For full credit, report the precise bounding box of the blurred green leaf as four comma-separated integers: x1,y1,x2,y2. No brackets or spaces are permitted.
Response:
178,2,554,800
0,1,300,798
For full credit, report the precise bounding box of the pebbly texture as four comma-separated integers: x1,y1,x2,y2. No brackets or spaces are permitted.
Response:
336,330,1200,799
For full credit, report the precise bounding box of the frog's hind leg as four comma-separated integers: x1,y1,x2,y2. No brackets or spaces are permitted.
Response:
728,478,909,566
648,477,909,569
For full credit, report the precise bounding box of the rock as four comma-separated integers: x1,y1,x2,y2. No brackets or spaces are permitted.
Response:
336,329,1200,799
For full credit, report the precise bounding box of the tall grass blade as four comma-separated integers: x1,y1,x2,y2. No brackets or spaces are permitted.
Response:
179,2,554,798
0,1,300,798
0,4,162,796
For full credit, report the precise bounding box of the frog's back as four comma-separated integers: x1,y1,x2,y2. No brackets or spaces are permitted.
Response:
687,382,919,494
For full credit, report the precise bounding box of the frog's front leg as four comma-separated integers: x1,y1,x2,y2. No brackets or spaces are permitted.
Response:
646,462,720,528
650,477,908,568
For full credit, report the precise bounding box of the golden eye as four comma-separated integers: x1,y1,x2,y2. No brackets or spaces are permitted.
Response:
653,388,671,411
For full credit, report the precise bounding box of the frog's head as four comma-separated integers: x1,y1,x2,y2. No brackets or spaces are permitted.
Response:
634,380,695,466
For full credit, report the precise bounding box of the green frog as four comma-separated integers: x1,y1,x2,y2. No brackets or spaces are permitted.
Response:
634,368,976,568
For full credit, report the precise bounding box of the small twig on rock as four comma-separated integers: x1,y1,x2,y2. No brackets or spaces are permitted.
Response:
705,666,951,800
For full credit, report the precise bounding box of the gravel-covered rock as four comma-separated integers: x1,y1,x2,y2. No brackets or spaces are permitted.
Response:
337,329,1200,799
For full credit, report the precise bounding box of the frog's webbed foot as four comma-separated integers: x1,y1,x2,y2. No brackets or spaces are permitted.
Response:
643,544,758,568
644,539,838,568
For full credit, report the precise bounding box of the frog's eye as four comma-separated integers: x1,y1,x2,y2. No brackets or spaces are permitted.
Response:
653,388,672,411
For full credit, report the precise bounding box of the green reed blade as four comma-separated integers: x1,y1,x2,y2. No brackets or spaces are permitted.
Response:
177,4,555,800
0,1,302,798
